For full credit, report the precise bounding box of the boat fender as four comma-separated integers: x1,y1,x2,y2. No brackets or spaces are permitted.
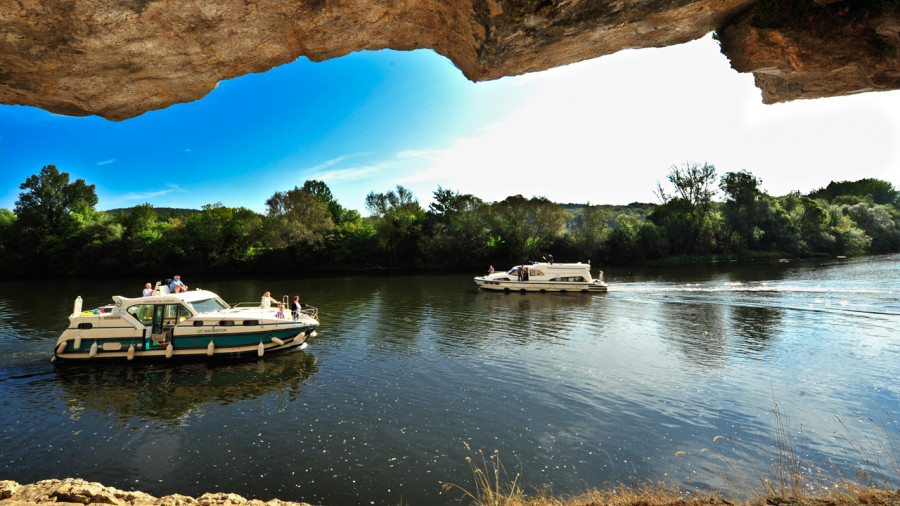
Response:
73,334,82,350
310,330,317,338
50,356,56,364
56,342,67,355
271,337,284,346
257,341,264,357
165,343,173,359
89,341,98,357
127,345,135,361
207,340,215,356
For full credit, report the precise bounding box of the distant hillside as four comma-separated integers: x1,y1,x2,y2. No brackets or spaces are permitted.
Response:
560,202,656,228
103,207,203,220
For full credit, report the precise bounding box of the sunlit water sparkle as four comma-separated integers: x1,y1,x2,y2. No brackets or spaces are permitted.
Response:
1,254,898,505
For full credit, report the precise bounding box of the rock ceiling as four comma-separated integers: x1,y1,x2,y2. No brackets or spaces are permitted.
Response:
1,0,898,121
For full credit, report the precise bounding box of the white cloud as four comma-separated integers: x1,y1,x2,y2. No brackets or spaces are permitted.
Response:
384,34,900,207
120,183,185,202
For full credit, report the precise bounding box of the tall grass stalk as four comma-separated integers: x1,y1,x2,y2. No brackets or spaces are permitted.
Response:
442,442,525,506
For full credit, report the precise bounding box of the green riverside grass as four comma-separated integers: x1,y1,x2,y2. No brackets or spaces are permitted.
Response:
442,404,898,506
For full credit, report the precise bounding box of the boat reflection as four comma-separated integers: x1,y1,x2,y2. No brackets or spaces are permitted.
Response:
53,351,318,423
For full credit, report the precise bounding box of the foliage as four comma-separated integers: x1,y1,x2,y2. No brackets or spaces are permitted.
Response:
15,164,98,237
809,178,900,206
653,162,718,255
265,185,335,251
365,185,426,268
2,166,898,278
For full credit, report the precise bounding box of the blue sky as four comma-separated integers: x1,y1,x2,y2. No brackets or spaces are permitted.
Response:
2,34,899,215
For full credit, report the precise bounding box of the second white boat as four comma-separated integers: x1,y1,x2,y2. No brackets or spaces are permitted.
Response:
474,261,608,293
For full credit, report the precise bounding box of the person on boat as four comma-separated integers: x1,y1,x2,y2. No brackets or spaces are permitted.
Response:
548,253,554,264
291,296,303,320
261,291,279,309
488,265,494,274
517,266,523,281
170,275,188,293
275,304,286,319
142,283,154,297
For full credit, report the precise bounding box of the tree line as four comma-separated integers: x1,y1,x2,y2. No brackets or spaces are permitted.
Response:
1,163,898,278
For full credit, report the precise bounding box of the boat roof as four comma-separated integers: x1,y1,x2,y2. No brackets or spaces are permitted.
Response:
112,289,225,308
522,262,590,270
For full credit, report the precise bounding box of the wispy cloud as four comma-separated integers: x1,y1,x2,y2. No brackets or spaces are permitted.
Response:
311,164,382,183
307,153,370,173
97,159,117,166
121,183,186,202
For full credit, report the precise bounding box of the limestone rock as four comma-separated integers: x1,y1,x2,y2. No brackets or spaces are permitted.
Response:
0,0,898,120
717,4,900,104
0,479,312,506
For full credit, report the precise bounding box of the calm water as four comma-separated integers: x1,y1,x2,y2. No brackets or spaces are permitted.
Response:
1,255,898,505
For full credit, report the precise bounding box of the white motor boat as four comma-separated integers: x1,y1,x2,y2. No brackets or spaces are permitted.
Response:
53,282,319,362
474,261,608,293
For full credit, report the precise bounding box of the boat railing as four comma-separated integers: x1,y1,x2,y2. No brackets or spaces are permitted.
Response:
232,302,265,308
300,306,318,321
229,302,318,321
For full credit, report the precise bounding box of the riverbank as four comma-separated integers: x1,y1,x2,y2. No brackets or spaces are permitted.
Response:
2,479,898,506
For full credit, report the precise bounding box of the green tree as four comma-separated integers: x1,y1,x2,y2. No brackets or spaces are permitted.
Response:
570,203,611,259
652,162,718,255
487,195,570,262
0,208,18,267
845,203,900,252
14,165,98,237
809,179,899,206
184,204,262,269
423,186,490,268
720,170,768,250
365,186,425,268
265,186,335,250
300,179,348,225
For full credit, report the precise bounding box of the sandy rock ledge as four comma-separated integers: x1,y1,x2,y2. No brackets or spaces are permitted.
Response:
0,479,314,506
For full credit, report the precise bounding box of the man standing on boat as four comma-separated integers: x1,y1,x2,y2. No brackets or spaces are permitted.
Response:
261,291,279,308
291,296,303,320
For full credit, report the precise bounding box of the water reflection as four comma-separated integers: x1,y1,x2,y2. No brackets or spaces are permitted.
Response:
53,352,318,424
0,256,898,505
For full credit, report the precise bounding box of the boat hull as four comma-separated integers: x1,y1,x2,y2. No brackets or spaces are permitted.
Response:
53,327,315,361
474,279,607,293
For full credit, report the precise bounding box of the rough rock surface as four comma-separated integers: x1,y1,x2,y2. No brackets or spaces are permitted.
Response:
0,0,898,120
717,3,900,103
0,479,313,506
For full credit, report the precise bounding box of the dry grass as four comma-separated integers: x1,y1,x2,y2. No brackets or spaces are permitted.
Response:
443,403,898,506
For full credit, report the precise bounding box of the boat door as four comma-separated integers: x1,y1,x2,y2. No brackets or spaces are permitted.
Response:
150,304,173,347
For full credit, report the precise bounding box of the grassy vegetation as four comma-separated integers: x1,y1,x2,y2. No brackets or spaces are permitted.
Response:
443,404,899,506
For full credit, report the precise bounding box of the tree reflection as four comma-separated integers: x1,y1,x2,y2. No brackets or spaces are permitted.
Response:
54,352,318,425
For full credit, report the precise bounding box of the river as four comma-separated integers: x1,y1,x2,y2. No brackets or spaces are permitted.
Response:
1,254,898,505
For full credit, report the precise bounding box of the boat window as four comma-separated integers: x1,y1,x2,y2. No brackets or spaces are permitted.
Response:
242,320,259,326
218,320,234,327
163,304,192,325
186,297,229,314
77,323,92,330
193,321,204,327
127,304,155,325
534,270,544,276
552,276,588,282
507,267,519,275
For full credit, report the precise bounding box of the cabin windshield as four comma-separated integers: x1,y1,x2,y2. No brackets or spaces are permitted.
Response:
506,267,519,275
186,297,229,314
